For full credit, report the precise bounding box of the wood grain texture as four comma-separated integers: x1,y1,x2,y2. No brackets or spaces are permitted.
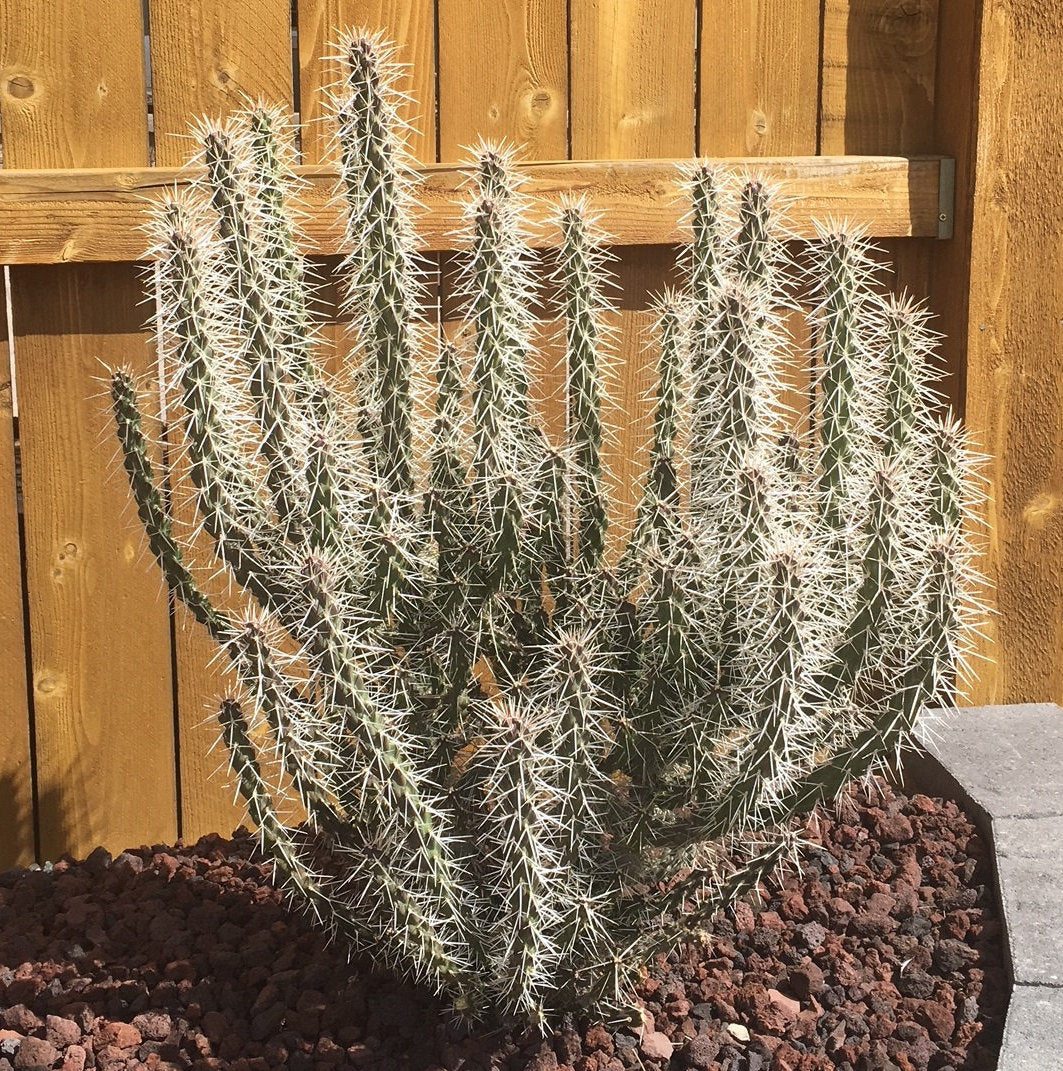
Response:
820,0,940,155
820,0,940,303
1,0,176,860
700,1,822,156
570,0,697,159
296,0,436,163
0,156,948,263
963,2,1063,704
437,0,567,161
11,264,177,860
148,0,296,841
0,272,34,868
0,0,150,166
148,0,294,167
569,1,694,546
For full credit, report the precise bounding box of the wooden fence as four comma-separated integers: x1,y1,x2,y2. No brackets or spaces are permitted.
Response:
0,0,1053,866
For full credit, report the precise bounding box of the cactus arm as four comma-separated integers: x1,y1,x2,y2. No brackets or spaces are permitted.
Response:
217,697,368,931
557,198,612,573
616,296,686,592
881,296,940,464
827,465,900,690
467,697,563,1019
646,297,684,516
227,617,351,840
306,430,342,552
465,195,530,597
244,104,315,370
690,283,772,542
244,104,352,550
218,697,476,999
426,341,474,604
928,415,967,533
424,341,477,720
110,373,331,744
154,196,294,616
530,446,572,616
627,836,793,961
700,548,811,836
458,147,557,620
544,630,615,867
684,166,731,500
758,633,942,828
109,368,224,637
611,300,694,788
756,552,958,828
733,178,781,292
685,164,729,297
662,513,960,853
333,31,422,499
299,555,478,977
200,126,308,542
468,146,541,443
809,227,880,528
360,484,421,633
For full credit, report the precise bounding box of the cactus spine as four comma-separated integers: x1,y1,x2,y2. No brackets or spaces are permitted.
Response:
109,31,983,1025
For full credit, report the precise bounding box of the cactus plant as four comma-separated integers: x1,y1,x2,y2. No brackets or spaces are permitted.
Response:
108,31,983,1025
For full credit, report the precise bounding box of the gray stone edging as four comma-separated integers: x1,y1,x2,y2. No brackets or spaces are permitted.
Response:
903,703,1063,1071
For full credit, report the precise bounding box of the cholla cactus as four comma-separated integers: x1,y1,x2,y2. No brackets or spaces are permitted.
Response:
108,31,983,1024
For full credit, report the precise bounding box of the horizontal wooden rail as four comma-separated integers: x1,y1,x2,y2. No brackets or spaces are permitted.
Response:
0,155,949,265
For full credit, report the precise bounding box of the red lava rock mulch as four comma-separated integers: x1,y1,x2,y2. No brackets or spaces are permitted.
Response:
0,778,1005,1071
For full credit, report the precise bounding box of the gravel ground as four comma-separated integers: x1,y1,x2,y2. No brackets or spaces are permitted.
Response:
0,778,1005,1071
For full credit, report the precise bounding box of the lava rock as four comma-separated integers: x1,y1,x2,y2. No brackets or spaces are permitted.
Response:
12,1037,57,1071
43,1016,80,1050
0,780,1004,1071
683,1033,720,1069
933,939,980,975
639,1032,674,1062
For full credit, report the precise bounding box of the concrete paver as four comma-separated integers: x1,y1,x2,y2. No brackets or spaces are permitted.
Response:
998,985,1063,1071
910,703,1063,1069
920,704,1063,820
993,816,1063,986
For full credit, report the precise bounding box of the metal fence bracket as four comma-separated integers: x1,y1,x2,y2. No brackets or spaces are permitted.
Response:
938,156,956,239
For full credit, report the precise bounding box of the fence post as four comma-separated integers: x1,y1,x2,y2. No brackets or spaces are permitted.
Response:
958,2,1063,704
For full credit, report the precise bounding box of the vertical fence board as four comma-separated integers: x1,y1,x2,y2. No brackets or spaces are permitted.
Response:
148,0,294,841
820,0,940,298
436,1,568,460
570,0,696,159
0,272,33,867
699,1,822,156
150,0,294,167
437,0,567,161
927,1,983,703
0,0,176,859
820,0,939,154
963,3,1063,705
297,0,436,164
569,0,695,549
928,0,981,415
